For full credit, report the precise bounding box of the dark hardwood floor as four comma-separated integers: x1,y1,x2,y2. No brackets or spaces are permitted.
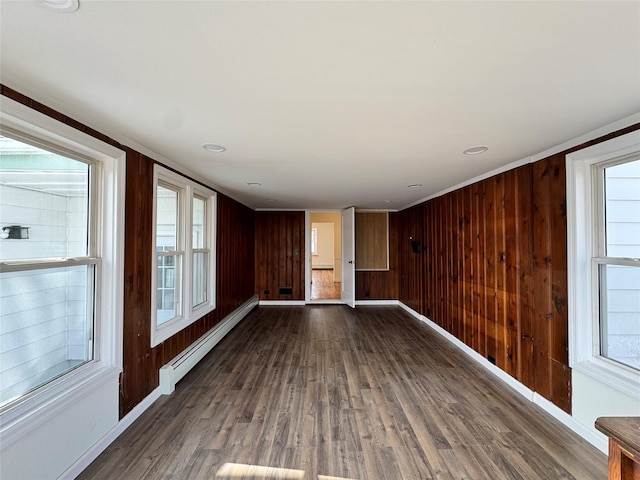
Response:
79,306,606,480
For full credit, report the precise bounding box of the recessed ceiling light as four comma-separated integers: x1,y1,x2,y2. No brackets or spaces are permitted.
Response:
36,0,79,12
247,182,261,186
407,184,423,188
382,200,393,203
202,143,225,153
464,146,488,155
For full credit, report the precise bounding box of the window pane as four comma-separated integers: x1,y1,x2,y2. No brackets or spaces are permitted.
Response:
0,135,89,261
156,185,178,251
193,196,205,249
156,253,181,326
193,251,208,307
0,265,94,407
311,228,317,255
599,264,640,370
605,159,640,258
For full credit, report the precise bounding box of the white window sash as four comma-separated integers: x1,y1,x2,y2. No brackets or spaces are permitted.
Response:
567,130,640,398
0,96,125,446
151,165,216,347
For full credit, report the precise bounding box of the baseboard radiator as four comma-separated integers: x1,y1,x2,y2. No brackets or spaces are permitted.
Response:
159,294,259,395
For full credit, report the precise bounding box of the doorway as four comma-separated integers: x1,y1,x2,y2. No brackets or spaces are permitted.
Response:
308,211,342,301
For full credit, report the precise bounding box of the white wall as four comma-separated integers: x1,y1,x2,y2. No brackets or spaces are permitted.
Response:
0,373,119,480
573,370,640,445
310,212,342,279
311,222,334,269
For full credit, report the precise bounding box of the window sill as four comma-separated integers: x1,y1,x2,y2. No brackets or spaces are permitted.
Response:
0,363,121,447
151,303,216,347
573,357,640,400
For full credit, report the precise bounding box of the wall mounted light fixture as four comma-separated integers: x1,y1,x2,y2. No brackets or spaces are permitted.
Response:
1,226,30,239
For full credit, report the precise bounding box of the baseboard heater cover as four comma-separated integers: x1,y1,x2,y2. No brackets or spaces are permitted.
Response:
159,294,259,395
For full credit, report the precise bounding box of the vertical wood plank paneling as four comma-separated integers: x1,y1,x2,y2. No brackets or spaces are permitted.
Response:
120,155,257,416
446,193,455,335
531,154,571,412
502,169,519,379
255,211,305,301
423,201,432,318
517,165,535,390
495,174,508,373
463,186,474,348
398,165,542,405
435,197,445,325
484,177,498,364
398,204,424,314
121,149,154,416
217,194,256,314
356,212,399,300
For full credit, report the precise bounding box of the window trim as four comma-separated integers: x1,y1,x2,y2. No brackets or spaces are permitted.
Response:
0,96,125,444
151,165,216,347
311,227,318,256
566,130,640,399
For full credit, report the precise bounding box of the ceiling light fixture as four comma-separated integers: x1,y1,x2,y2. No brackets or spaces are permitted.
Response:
463,146,488,155
407,184,423,188
247,182,261,186
382,200,393,203
37,0,79,12
202,143,225,153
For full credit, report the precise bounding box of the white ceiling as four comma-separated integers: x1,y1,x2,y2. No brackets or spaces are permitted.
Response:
1,1,639,210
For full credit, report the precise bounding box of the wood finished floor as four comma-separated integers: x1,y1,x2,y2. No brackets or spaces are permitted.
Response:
311,269,341,300
79,306,607,480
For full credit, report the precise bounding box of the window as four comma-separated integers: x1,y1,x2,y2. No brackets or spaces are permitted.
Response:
151,165,216,346
0,136,96,407
595,158,640,371
0,96,124,439
567,130,640,398
311,228,318,256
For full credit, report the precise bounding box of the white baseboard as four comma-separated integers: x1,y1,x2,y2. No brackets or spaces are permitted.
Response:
259,300,306,306
532,393,608,453
60,387,162,480
398,301,422,320
398,302,607,454
160,295,259,394
355,300,399,306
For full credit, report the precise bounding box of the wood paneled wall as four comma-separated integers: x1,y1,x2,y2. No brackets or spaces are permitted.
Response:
217,194,256,314
398,205,424,312
355,212,389,270
421,166,536,393
1,86,257,418
399,124,640,413
255,211,306,301
399,162,570,411
356,212,399,300
121,156,256,416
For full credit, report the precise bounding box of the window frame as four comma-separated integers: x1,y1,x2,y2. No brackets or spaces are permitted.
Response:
191,193,209,309
567,130,640,399
311,227,318,256
0,96,125,444
151,165,216,347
